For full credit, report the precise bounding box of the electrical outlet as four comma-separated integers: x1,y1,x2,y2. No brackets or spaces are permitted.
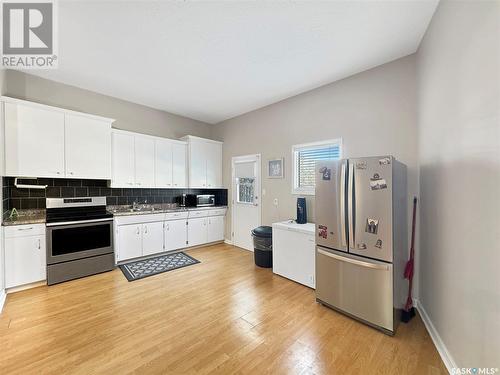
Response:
273,198,279,206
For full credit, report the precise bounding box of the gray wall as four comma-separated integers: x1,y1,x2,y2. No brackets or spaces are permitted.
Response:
212,54,418,290
0,69,5,298
3,70,212,139
417,0,500,369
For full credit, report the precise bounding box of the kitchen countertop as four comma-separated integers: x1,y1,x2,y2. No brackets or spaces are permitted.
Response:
272,220,315,235
2,205,228,225
108,204,227,217
2,209,47,226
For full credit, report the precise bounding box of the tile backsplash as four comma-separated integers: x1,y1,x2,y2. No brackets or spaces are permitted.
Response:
2,177,228,212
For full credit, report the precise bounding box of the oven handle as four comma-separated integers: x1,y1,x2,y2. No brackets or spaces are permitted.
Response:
46,218,113,227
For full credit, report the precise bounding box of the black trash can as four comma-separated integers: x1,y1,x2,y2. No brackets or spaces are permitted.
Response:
251,226,273,268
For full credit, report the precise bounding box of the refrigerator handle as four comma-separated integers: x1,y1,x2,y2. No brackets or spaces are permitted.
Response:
340,161,347,248
318,249,390,270
348,162,355,249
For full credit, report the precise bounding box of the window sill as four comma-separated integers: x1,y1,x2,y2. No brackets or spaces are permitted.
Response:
291,189,315,196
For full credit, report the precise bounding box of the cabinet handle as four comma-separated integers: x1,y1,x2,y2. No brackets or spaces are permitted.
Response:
136,227,140,235
18,227,34,231
56,171,61,175
144,225,148,234
37,239,41,250
136,182,142,186
68,172,74,175
166,223,169,231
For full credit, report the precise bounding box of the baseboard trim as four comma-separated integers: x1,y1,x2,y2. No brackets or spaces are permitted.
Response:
415,299,456,374
6,280,47,294
224,239,233,245
0,289,6,313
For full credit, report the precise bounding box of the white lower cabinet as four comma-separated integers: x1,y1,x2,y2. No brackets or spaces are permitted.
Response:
207,215,224,242
117,224,143,261
4,224,46,288
165,219,187,251
272,222,316,288
115,209,226,262
187,217,208,247
142,222,164,256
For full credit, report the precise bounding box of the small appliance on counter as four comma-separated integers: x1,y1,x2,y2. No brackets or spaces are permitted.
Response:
296,197,307,224
177,194,196,207
196,194,215,207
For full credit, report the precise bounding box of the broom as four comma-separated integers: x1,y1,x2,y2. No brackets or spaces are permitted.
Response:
402,197,417,323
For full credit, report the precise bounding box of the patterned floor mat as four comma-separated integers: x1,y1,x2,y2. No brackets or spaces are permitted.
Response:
119,252,200,281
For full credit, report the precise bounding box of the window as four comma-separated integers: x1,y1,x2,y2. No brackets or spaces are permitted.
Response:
292,139,342,195
236,177,255,204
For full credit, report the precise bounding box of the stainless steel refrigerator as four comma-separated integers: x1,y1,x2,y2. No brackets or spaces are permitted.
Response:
315,156,407,335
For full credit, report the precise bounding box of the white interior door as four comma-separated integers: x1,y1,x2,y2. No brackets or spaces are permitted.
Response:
232,154,261,251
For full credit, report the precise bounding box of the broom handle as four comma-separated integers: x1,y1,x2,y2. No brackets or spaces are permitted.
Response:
410,197,417,259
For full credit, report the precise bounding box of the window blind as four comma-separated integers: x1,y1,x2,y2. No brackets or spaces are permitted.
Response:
297,144,341,188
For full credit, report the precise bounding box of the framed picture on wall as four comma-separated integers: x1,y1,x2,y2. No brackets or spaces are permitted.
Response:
268,158,284,179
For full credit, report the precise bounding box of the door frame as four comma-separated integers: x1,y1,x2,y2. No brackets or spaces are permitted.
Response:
231,154,262,250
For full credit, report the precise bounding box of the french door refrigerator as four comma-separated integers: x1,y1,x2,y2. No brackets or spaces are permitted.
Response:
315,156,407,335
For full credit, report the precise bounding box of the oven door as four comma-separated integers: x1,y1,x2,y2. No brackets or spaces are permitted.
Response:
46,219,114,265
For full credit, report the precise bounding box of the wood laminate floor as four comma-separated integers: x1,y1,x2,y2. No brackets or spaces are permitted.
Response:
0,244,446,374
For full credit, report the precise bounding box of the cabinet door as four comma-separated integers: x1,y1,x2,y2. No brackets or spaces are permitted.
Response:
5,235,46,288
206,142,222,188
65,114,111,179
189,141,207,188
165,219,187,251
135,136,155,188
172,143,187,188
155,139,173,188
112,132,135,187
142,222,164,256
117,224,142,261
207,215,224,243
5,102,65,178
187,217,208,247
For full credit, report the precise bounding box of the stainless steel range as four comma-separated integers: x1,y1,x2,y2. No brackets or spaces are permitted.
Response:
46,197,114,285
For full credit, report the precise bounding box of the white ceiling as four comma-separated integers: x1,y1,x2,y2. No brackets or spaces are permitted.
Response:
31,1,438,124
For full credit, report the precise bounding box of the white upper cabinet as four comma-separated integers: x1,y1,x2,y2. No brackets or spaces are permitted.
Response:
2,97,114,179
182,135,223,188
112,129,187,189
155,139,173,187
4,102,65,178
172,142,187,188
206,141,222,188
65,114,111,179
155,139,187,188
134,136,155,188
112,131,135,187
